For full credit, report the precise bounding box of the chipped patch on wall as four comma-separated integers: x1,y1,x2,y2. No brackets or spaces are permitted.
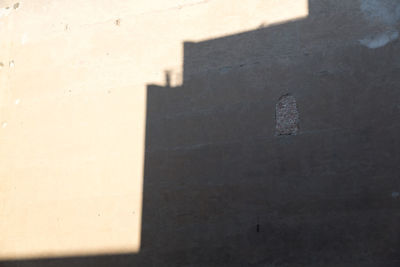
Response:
0,7,11,19
275,94,299,136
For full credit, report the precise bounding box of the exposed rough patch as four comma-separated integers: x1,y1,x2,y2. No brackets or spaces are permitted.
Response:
360,30,399,48
275,94,299,136
9,60,14,68
360,0,400,48
1,122,7,129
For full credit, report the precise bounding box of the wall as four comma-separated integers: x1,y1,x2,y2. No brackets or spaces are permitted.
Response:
1,0,400,266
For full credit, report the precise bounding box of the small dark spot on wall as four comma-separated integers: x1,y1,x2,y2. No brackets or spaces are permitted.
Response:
65,24,69,31
13,2,19,9
115,19,120,26
0,62,4,68
275,94,299,136
165,70,171,87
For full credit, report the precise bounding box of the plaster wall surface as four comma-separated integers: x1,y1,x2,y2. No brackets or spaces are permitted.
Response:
1,0,400,266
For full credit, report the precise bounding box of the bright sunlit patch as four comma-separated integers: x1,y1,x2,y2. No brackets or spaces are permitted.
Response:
0,86,145,260
188,0,309,43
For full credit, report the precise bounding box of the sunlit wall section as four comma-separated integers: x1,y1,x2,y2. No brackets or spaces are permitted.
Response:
0,0,145,259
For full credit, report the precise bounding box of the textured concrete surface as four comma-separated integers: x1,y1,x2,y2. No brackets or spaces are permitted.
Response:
2,0,400,266
275,94,299,135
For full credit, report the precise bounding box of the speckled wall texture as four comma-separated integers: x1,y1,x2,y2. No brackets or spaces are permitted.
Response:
1,0,400,266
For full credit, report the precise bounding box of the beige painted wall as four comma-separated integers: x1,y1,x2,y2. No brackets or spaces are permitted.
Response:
0,0,308,260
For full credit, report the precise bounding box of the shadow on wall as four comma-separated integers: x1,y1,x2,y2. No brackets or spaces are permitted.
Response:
3,0,400,266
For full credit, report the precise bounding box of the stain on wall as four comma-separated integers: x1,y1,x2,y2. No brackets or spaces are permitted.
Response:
360,0,400,48
360,30,399,48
